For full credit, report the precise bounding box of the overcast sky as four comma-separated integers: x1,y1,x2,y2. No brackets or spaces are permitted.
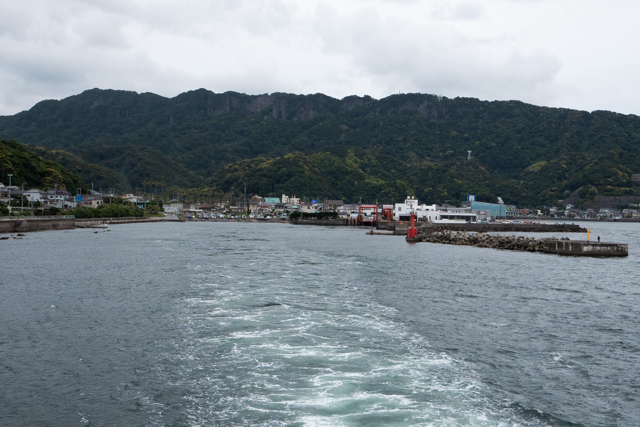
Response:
1,0,638,116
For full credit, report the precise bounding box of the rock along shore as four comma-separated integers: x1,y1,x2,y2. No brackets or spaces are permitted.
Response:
407,229,570,252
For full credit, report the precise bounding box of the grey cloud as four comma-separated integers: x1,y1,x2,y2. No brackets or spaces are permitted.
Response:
312,2,564,106
0,0,638,116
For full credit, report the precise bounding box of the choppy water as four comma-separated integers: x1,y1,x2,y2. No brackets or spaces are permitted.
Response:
1,222,639,426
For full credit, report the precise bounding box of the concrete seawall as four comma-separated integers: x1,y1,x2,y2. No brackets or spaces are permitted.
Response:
539,240,628,257
291,219,353,226
0,217,75,233
75,217,168,227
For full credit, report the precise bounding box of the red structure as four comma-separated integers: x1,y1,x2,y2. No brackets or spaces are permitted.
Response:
358,204,379,224
381,207,393,221
407,213,417,239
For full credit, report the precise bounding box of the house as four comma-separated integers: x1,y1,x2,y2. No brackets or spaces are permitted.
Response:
23,189,47,203
631,174,640,182
325,200,344,211
46,189,73,208
273,203,288,214
299,203,318,213
78,196,104,208
122,194,143,204
622,209,636,218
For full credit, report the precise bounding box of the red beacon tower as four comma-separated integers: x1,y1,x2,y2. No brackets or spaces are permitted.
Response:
407,212,417,239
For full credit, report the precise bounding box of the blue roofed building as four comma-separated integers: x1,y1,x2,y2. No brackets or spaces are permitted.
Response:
264,197,280,204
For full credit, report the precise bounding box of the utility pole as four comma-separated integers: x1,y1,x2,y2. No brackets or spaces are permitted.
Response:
244,182,247,215
7,174,13,214
21,183,25,212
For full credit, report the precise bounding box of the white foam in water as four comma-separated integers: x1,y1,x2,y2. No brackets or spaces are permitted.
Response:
164,246,549,427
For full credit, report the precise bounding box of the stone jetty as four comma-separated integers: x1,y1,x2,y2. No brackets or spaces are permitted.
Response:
407,230,559,251
406,229,628,257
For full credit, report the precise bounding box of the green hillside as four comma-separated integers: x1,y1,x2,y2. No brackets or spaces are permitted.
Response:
1,88,640,205
30,146,127,192
0,138,82,191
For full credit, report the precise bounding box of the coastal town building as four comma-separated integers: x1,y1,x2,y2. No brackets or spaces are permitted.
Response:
23,189,47,203
164,203,183,215
122,194,143,204
281,194,301,205
393,197,438,221
632,174,640,182
470,201,506,220
46,189,74,208
392,197,479,223
78,196,104,208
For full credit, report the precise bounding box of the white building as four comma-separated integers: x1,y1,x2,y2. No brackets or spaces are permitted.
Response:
122,194,143,204
393,197,439,221
23,189,47,203
281,194,300,206
46,189,74,208
164,204,180,215
393,197,476,223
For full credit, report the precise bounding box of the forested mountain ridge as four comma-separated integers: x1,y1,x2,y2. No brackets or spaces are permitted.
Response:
0,138,82,192
1,88,639,206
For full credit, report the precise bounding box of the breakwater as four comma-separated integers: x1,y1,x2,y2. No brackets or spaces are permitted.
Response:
415,222,586,233
0,216,75,233
407,230,628,257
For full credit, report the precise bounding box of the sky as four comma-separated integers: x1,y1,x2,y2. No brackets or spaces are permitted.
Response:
0,0,639,116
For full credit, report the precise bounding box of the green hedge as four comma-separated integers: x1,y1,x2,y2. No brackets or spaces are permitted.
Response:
72,204,144,218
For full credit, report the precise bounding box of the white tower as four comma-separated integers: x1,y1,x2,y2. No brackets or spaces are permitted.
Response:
467,150,472,160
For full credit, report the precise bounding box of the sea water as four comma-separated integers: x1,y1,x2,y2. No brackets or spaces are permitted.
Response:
1,221,638,426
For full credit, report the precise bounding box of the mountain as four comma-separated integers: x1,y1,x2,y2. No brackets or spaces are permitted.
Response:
1,88,639,206
0,138,82,192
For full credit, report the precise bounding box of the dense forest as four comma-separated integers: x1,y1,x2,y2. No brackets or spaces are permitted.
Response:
0,138,82,192
1,88,639,206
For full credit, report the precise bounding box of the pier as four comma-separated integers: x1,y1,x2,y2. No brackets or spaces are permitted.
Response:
539,240,628,257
